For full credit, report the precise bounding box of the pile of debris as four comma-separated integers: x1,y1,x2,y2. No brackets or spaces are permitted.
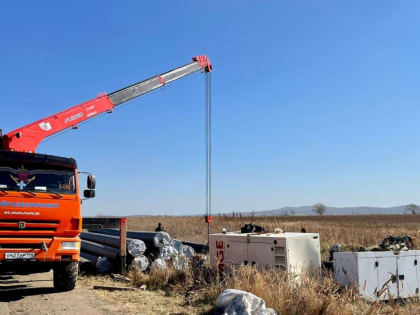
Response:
377,235,417,252
328,234,417,259
80,229,206,273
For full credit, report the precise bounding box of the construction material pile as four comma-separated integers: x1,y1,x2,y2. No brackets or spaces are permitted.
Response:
80,229,206,273
151,232,196,271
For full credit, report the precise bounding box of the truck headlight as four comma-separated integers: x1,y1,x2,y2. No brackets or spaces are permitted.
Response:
61,242,80,250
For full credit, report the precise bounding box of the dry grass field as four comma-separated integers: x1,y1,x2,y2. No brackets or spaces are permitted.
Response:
128,214,420,258
122,214,420,314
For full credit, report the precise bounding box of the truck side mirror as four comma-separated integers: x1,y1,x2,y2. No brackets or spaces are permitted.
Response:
87,174,96,189
84,189,95,199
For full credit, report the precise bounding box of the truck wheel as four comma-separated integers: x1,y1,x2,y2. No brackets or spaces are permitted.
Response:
53,262,78,291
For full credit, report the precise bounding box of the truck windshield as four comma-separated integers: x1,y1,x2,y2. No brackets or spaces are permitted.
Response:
0,165,76,194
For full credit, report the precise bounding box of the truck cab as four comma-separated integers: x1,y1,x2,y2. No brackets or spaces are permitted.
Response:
0,150,94,291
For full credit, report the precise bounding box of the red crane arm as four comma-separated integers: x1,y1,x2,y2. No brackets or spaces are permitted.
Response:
2,55,212,153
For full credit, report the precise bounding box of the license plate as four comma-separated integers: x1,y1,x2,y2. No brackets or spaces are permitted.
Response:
5,252,35,260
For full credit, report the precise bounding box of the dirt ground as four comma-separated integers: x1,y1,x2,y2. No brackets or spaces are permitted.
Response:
0,272,208,315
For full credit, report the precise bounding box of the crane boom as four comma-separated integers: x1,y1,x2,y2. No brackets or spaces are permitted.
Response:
1,55,212,153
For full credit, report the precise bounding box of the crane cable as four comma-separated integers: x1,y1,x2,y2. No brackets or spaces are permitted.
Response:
205,71,212,243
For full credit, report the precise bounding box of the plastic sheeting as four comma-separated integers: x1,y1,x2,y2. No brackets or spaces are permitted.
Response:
153,232,171,248
133,255,149,271
173,254,189,271
127,239,146,257
152,233,196,270
215,289,277,315
181,245,195,259
151,258,167,270
170,239,183,253
159,245,178,258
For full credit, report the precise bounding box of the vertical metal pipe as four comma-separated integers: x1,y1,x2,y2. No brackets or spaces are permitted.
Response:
120,218,127,274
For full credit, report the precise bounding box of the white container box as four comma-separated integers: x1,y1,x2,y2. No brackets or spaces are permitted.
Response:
209,232,321,275
334,250,420,301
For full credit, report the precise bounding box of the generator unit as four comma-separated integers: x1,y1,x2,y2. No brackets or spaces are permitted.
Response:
209,232,321,275
334,250,420,301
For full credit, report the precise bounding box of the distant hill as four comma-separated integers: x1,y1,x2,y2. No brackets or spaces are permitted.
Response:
100,205,412,217
241,205,409,216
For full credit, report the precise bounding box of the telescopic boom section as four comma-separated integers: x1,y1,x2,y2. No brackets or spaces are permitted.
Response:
2,55,212,153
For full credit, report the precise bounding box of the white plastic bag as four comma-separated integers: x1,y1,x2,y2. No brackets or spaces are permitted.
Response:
216,289,277,315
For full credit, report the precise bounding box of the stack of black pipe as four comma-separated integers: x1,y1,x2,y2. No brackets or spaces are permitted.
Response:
88,228,208,253
80,232,142,267
80,229,208,272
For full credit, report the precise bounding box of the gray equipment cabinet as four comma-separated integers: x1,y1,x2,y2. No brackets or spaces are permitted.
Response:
334,250,420,301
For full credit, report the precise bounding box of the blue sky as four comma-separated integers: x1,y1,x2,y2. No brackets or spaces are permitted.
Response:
1,2,420,216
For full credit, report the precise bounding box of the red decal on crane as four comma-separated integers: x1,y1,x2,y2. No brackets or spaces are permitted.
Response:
158,76,166,85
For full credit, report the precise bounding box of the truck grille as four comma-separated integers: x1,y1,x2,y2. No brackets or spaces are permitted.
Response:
0,219,60,233
0,227,56,231
0,243,47,249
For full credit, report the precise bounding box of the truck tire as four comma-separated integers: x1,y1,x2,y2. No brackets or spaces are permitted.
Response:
53,262,78,291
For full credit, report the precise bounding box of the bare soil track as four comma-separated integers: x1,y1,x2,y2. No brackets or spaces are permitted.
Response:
0,271,208,315
0,271,119,315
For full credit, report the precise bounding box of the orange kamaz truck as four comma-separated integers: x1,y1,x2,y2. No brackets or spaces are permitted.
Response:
0,56,212,291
